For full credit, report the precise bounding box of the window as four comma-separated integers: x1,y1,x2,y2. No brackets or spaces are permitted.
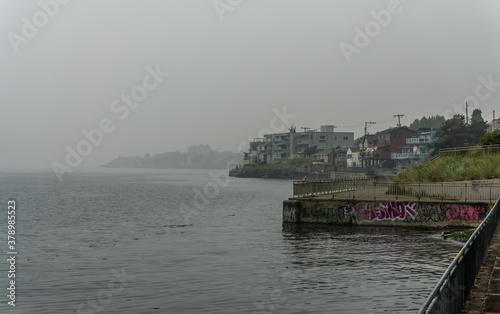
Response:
394,133,401,138
385,148,390,153
343,136,348,140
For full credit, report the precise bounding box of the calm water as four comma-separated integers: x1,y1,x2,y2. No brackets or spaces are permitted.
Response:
0,169,463,313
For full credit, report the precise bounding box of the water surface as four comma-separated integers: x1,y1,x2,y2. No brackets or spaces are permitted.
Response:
0,169,462,313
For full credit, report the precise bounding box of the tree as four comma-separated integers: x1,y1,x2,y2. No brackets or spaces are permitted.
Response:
480,131,500,145
303,145,318,157
432,115,467,153
432,111,488,154
410,115,446,130
468,109,487,144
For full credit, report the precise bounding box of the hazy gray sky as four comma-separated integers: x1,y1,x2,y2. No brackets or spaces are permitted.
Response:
1,0,500,172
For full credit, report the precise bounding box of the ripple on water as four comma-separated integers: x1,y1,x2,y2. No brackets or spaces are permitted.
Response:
0,172,463,313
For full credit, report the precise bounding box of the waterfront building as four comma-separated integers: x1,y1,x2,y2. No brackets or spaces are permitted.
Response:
392,128,436,171
361,126,417,169
245,125,354,164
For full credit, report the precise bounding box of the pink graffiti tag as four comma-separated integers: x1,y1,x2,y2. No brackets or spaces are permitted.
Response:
373,201,418,220
445,204,486,222
344,204,355,215
344,201,419,222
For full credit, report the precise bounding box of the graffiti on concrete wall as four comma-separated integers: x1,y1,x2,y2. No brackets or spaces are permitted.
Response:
344,201,418,222
408,206,446,223
286,199,490,226
445,204,486,224
302,207,351,223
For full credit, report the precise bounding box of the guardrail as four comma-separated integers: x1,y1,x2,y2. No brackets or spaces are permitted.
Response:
391,152,421,159
418,197,500,313
440,144,500,155
407,137,431,144
293,180,500,203
293,177,373,197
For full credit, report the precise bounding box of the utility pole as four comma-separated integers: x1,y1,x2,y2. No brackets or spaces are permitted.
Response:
362,121,376,167
493,110,496,131
393,114,404,127
465,102,469,125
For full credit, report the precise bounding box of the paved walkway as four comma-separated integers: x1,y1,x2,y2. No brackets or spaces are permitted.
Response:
465,224,500,313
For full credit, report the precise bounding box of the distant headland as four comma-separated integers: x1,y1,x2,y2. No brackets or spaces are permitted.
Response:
102,144,242,169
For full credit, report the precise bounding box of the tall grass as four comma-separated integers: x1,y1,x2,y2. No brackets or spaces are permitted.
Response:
394,152,500,183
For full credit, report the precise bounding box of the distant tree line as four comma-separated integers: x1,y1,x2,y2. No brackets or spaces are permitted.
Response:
104,144,242,169
409,115,445,130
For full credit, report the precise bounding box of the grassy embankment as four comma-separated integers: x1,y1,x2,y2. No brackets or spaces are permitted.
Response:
394,152,500,183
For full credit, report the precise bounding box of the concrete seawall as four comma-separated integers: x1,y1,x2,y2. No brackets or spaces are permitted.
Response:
283,198,492,228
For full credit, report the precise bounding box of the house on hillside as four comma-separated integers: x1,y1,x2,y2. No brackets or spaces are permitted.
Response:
358,134,378,151
243,138,266,165
487,118,500,133
346,147,361,168
392,128,436,170
333,148,348,170
312,149,335,172
362,126,417,169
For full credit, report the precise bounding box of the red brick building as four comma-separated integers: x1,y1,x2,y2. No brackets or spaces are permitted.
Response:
363,126,417,169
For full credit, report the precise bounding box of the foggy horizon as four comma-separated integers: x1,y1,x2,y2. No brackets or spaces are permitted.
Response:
2,0,500,172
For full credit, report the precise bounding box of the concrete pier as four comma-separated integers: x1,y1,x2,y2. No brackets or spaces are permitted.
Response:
285,179,500,228
284,198,492,228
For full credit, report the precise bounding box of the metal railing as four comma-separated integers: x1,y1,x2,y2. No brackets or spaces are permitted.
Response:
418,197,500,314
293,177,372,197
293,180,500,203
407,137,431,144
440,144,500,155
391,152,421,159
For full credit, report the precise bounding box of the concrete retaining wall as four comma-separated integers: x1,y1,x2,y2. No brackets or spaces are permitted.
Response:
283,198,491,228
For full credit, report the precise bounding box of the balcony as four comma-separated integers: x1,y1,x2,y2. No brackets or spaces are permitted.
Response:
406,137,431,144
391,153,421,159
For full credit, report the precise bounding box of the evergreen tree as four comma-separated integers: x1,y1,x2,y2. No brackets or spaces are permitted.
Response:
468,109,487,144
432,115,467,153
410,115,446,130
432,110,488,154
